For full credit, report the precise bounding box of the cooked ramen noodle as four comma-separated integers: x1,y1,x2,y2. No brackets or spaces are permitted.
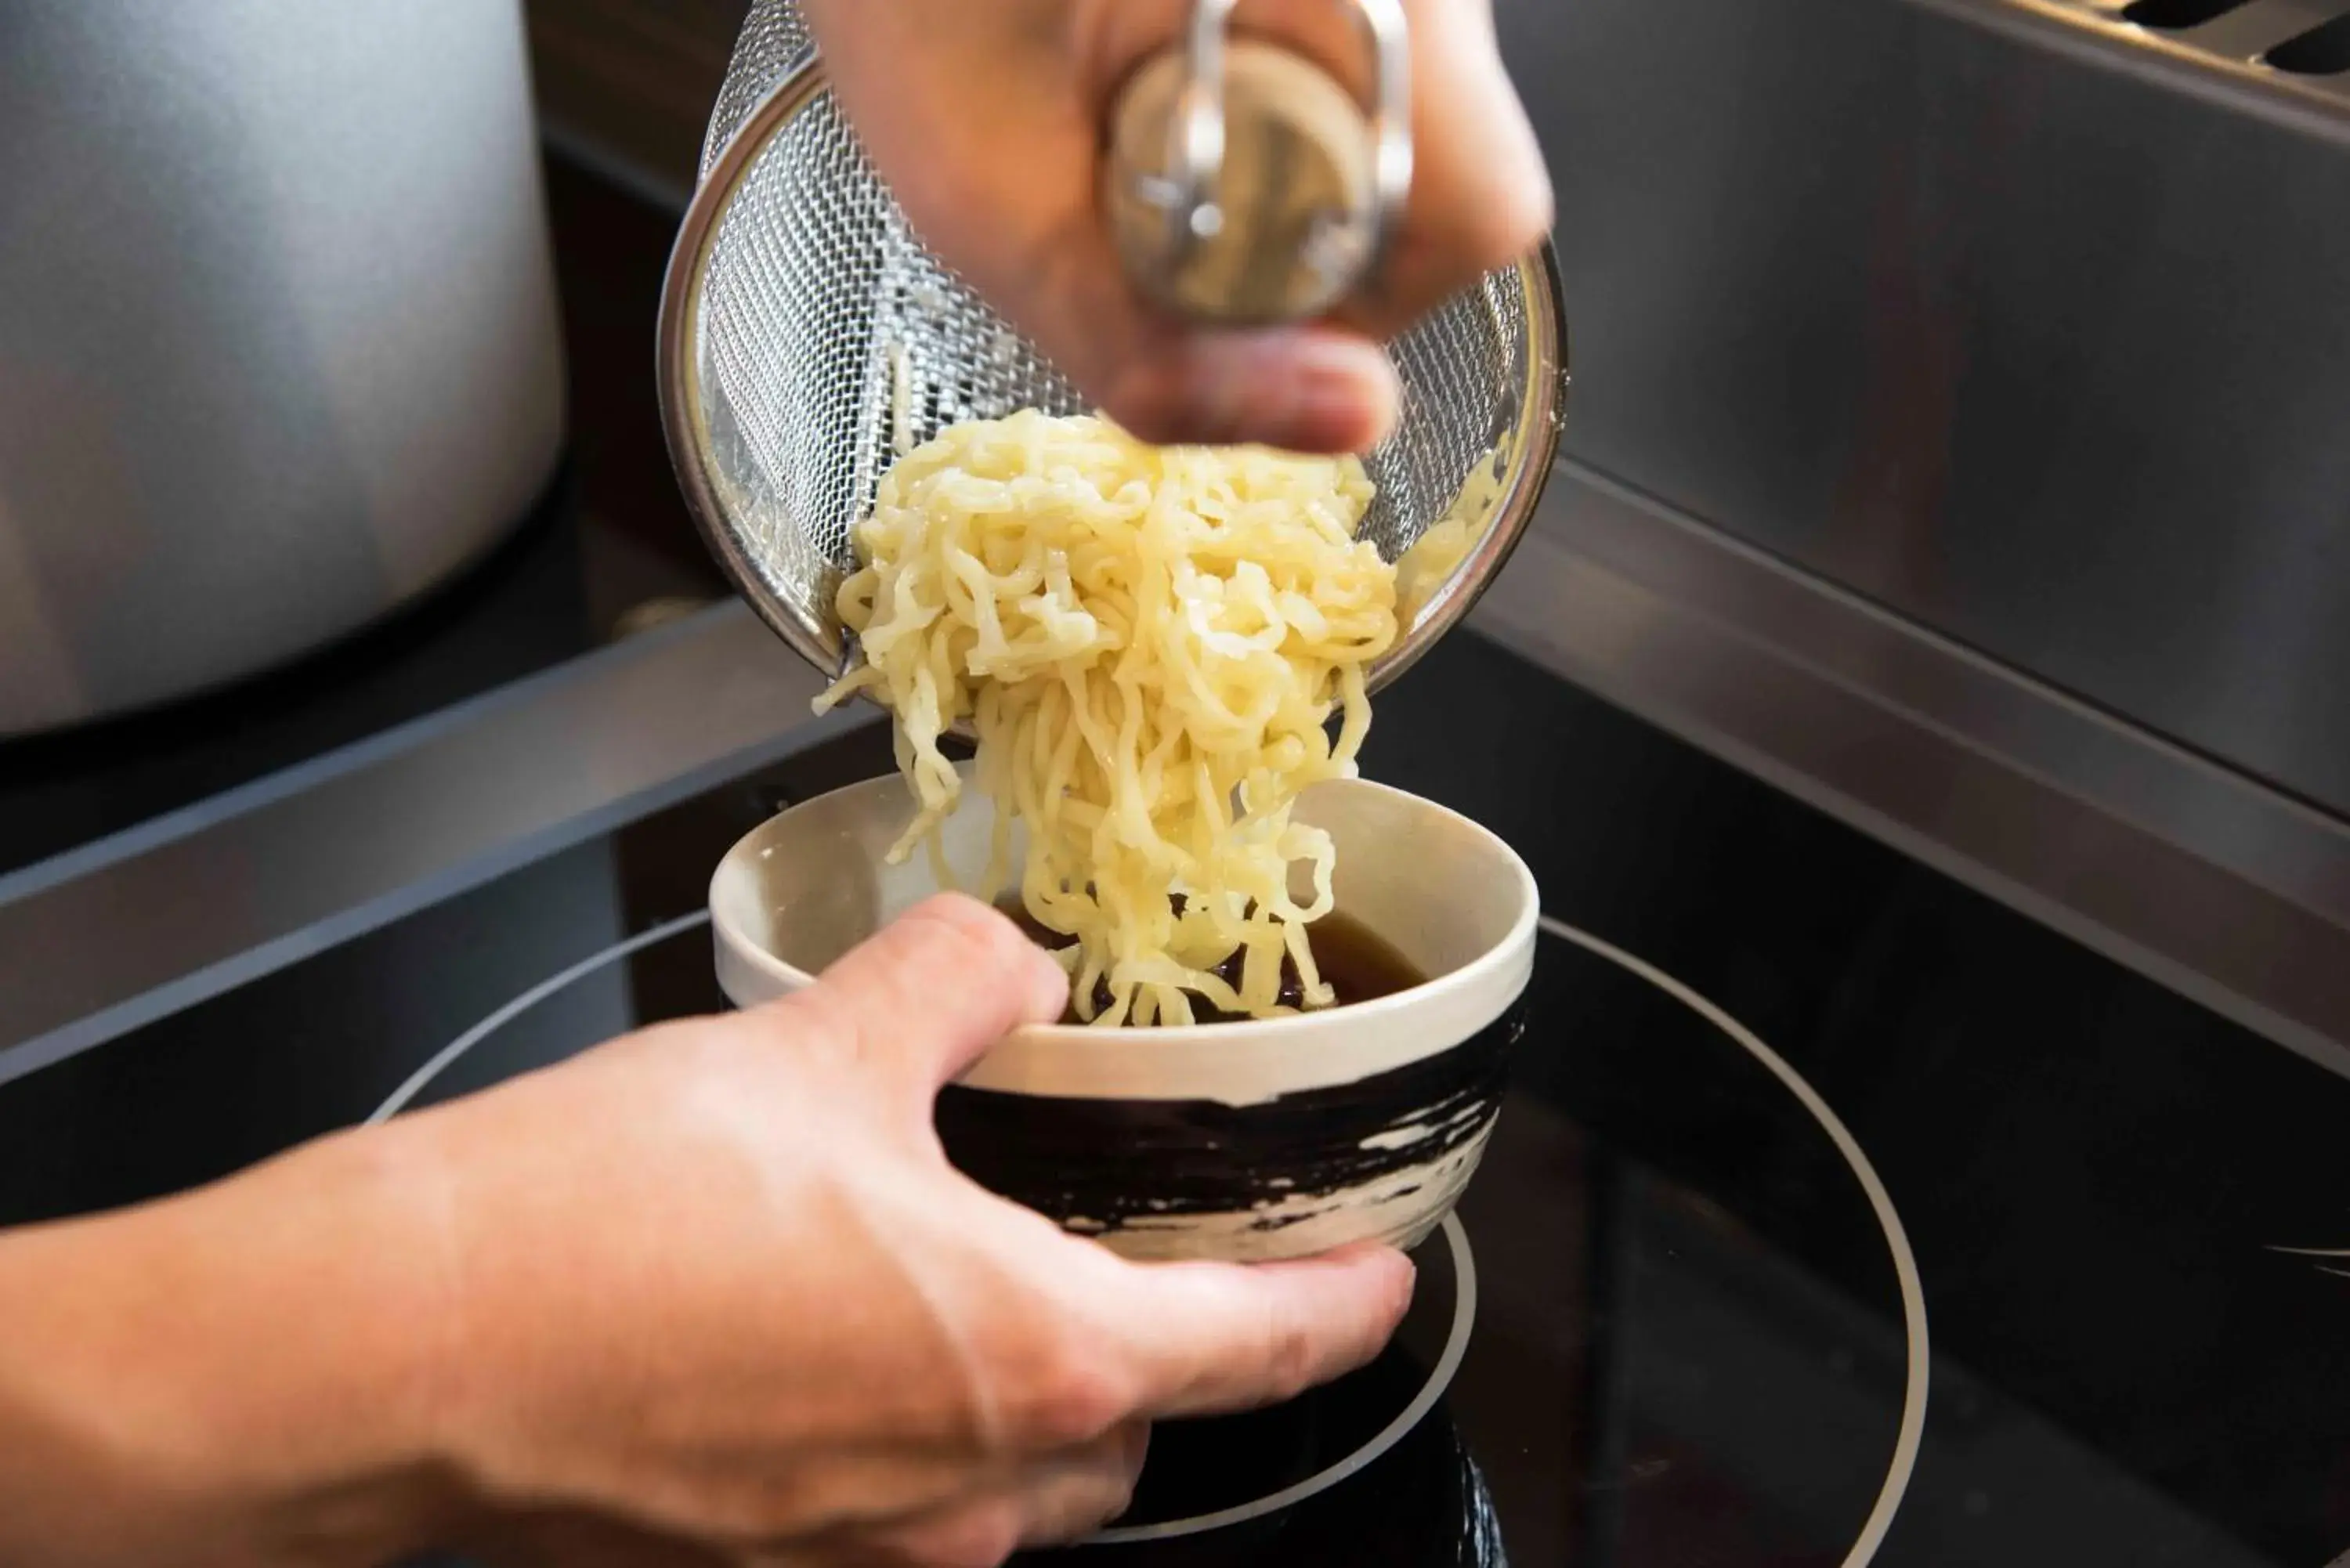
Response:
814,409,1400,1026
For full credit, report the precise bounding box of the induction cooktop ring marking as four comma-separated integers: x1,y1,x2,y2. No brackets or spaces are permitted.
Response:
371,910,1923,1555
1086,1210,1478,1546
366,910,712,1125
2265,1244,2350,1281
1539,915,1929,1568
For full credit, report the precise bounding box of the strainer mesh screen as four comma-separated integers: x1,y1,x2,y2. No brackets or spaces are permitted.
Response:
686,0,1546,665
701,2,815,178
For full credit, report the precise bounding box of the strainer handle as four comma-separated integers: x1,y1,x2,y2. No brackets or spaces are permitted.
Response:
1158,0,1413,282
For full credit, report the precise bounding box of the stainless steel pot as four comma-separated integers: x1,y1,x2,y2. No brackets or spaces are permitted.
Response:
0,2,566,735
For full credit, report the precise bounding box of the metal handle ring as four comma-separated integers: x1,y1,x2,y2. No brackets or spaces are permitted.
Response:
1159,0,1414,285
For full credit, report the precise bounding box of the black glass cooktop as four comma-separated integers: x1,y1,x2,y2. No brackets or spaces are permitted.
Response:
7,644,2350,1566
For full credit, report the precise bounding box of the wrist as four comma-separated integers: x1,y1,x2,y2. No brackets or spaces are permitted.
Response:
0,1124,474,1566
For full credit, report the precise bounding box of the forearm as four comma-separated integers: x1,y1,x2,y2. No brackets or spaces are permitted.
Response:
0,1127,467,1567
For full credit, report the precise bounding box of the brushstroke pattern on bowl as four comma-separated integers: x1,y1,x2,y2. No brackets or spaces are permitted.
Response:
710,765,1536,1262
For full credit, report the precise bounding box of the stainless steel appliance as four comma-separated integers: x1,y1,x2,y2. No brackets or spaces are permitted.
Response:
0,2,566,736
1474,0,2350,1074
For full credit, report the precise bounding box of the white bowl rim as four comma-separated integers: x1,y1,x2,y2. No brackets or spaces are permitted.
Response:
709,773,1540,1104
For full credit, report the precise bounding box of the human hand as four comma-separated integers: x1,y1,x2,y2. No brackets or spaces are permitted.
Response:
0,894,1412,1568
799,0,1552,455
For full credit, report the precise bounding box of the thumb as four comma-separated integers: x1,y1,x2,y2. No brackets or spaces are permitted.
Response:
779,892,1069,1101
1104,1242,1419,1419
1101,325,1401,456
1016,172,1402,453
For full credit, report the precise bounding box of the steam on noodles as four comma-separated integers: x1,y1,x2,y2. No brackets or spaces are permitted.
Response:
813,409,1400,1027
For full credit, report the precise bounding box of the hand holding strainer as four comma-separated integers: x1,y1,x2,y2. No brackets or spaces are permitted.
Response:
658,0,1567,695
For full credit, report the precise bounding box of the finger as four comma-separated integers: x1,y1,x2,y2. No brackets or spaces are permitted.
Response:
1106,1242,1417,1419
1100,325,1401,454
964,177,1400,454
848,1497,1027,1568
1333,0,1553,341
455,1506,723,1568
779,892,1068,1097
1063,3,1411,451
861,1423,1146,1561
811,0,1404,453
1016,1420,1152,1545
1083,0,1552,348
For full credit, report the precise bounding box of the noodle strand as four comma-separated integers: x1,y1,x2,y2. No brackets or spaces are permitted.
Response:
815,411,1398,1025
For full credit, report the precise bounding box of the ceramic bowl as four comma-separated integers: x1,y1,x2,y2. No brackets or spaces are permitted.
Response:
709,765,1537,1262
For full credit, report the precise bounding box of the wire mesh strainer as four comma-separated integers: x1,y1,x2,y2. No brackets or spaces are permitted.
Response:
658,0,1568,697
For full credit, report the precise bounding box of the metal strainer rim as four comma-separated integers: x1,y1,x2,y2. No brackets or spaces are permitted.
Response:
656,52,1571,697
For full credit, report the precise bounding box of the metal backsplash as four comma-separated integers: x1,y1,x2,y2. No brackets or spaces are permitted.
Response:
1499,0,2350,818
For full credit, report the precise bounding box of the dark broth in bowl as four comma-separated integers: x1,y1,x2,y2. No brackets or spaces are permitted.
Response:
996,901,1424,1025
